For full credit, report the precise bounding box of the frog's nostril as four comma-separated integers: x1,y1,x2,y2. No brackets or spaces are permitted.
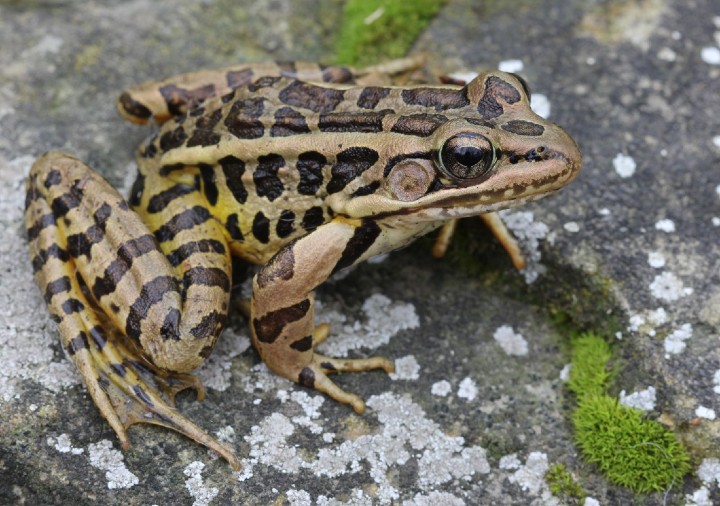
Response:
536,146,546,153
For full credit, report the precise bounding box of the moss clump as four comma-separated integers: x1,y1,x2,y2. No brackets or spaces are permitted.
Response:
335,0,447,66
545,463,586,504
568,333,690,494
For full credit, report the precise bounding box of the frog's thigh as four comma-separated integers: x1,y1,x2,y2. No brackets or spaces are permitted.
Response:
250,219,394,414
26,152,239,468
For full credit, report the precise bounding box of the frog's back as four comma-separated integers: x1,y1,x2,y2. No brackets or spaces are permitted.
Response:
131,75,470,263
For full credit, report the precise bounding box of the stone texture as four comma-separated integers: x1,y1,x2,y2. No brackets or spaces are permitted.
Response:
1,0,719,504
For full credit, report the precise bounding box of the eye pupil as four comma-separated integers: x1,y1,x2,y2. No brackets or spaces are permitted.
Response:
453,146,485,167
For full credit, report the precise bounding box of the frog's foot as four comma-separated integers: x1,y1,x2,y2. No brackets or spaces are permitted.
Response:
299,354,395,414
432,213,526,270
66,323,241,470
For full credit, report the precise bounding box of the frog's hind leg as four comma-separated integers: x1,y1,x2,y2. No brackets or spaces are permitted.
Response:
118,55,427,125
26,152,240,469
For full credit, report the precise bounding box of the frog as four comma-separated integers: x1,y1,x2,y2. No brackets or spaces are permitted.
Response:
25,57,581,469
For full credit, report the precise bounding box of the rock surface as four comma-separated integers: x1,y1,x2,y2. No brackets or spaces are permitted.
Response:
1,0,719,504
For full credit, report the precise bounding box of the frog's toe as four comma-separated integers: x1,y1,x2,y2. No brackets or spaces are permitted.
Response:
311,323,331,347
299,364,366,414
314,354,395,375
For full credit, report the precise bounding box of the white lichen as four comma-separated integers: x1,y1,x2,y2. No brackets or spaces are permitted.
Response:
431,380,452,397
647,307,668,326
613,153,637,178
47,434,84,455
701,46,720,65
685,486,712,506
695,406,717,420
563,221,580,233
493,325,528,356
499,453,521,470
184,461,219,506
87,440,139,490
664,323,693,356
650,272,692,301
237,392,491,503
647,251,666,268
216,425,236,443
655,219,676,233
196,326,251,391
498,59,524,73
697,458,720,487
619,386,656,411
507,452,552,497
457,377,478,401
530,94,551,119
316,294,419,356
559,364,571,382
389,355,420,380
402,491,465,506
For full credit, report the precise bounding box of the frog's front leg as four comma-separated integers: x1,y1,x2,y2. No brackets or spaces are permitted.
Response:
251,219,394,413
26,152,239,468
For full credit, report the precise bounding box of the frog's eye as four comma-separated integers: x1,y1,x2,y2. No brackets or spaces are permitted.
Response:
439,133,496,180
509,73,532,99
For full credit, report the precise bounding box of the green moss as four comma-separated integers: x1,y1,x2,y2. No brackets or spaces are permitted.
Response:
335,0,447,66
567,333,613,398
568,333,690,494
545,464,586,503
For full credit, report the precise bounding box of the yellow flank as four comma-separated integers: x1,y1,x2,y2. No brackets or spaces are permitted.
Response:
26,58,581,468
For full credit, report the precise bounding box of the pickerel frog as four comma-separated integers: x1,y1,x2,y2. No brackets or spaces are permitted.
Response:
25,57,581,469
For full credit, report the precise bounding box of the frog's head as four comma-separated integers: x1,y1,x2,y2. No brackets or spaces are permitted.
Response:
338,70,582,222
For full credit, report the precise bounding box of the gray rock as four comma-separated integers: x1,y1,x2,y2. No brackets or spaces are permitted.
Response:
1,0,718,504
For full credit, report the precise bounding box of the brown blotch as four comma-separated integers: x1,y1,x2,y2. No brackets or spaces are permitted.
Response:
271,107,311,137
118,92,152,121
357,86,390,109
159,125,188,151
477,76,521,119
278,81,345,114
256,245,296,289
226,68,254,88
331,220,381,274
224,97,266,139
401,87,469,111
390,113,447,137
189,310,226,340
318,110,392,133
66,331,89,356
501,120,545,136
326,147,379,194
186,108,223,147
253,298,311,344
320,65,354,83
159,83,215,117
248,75,282,92
290,335,313,352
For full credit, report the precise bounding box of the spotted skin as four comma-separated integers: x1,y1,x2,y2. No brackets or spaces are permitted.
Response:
27,57,581,468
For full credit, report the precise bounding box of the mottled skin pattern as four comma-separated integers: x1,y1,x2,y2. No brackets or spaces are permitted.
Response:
25,58,581,469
